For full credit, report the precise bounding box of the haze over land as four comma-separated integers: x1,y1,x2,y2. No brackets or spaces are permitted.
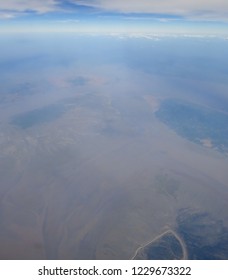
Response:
0,1,228,260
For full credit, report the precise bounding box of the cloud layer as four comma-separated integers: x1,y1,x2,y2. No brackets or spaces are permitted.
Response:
0,0,228,20
1,0,58,12
74,0,228,20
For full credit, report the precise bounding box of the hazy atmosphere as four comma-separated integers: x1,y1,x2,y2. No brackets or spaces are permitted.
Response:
0,1,228,260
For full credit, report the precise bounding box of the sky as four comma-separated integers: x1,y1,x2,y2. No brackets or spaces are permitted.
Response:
0,0,228,35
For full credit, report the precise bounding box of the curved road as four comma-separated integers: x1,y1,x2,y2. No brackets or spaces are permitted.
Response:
131,229,188,260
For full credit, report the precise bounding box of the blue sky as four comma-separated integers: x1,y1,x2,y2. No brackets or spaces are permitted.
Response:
0,0,228,34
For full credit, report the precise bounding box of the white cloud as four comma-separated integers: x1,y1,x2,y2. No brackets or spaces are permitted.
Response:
0,12,15,19
73,0,228,20
55,19,80,23
0,0,228,21
0,0,57,13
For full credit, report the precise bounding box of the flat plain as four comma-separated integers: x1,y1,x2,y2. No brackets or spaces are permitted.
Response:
0,34,228,259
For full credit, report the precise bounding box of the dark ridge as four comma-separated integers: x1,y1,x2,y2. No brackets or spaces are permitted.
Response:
134,232,183,260
177,208,228,259
156,99,228,153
